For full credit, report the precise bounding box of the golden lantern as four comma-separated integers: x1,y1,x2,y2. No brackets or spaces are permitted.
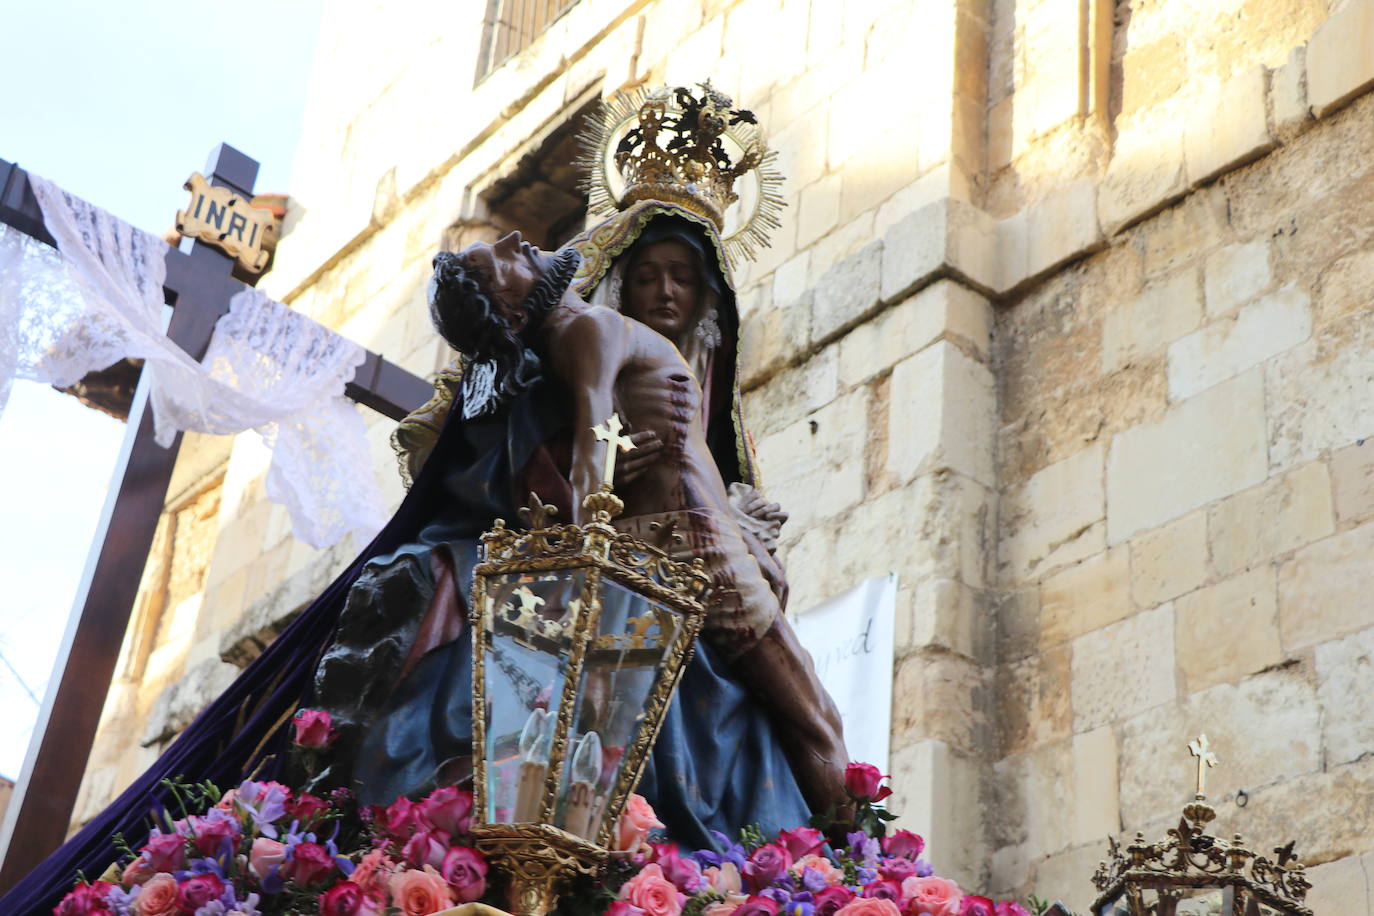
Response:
1090,735,1313,916
467,417,709,916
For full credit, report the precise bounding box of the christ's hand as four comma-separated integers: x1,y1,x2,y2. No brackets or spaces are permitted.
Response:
615,429,664,487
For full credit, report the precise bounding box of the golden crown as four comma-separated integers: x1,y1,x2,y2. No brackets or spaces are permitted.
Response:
577,81,785,263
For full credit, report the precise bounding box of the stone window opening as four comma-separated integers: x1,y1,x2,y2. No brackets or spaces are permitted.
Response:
475,0,581,85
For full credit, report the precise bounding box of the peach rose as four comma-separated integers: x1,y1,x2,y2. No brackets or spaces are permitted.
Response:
389,865,455,916
249,837,287,880
620,863,686,916
704,862,742,895
900,876,963,916
702,892,749,916
134,873,178,916
616,794,665,853
793,854,843,887
834,899,902,916
350,849,395,897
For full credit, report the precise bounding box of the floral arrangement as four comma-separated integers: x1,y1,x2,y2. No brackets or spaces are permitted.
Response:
55,713,1060,916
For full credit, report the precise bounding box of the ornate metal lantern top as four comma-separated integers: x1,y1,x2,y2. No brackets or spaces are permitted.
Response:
467,416,710,916
1091,734,1313,916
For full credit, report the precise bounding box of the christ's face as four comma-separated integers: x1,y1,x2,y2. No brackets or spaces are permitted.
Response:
622,240,703,340
458,230,551,317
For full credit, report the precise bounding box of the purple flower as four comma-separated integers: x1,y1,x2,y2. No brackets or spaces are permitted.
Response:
847,832,880,867
800,868,830,894
107,885,140,916
235,781,290,837
915,859,934,878
856,867,878,885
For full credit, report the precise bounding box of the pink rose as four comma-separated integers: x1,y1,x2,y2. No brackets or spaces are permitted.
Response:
879,857,918,882
401,828,450,870
620,863,686,916
793,854,843,887
139,832,187,873
882,831,925,860
835,899,902,916
957,897,995,916
861,880,902,901
777,827,825,860
186,812,239,857
609,902,649,916
287,792,331,824
250,837,287,880
650,844,705,893
742,843,792,892
994,904,1030,916
349,849,395,897
439,845,489,902
121,857,156,885
134,873,179,916
53,881,114,915
844,763,892,802
733,895,782,916
900,876,962,916
616,794,665,853
419,786,474,836
281,841,337,887
379,796,423,841
813,886,856,916
389,866,454,916
705,862,743,895
319,882,382,916
174,873,224,914
293,708,338,747
702,896,748,916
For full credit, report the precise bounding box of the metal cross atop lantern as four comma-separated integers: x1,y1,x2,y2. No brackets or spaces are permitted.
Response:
468,415,710,916
1091,734,1313,916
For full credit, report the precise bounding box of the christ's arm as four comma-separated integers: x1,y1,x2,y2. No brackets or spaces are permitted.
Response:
546,307,634,524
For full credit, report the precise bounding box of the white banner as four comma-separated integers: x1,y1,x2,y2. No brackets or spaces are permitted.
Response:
791,575,897,772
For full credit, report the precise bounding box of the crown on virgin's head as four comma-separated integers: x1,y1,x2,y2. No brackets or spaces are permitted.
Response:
578,81,785,263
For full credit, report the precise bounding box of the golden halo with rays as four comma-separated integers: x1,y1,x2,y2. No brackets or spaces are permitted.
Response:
575,82,786,265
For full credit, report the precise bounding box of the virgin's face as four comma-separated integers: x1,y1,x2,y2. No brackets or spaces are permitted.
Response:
621,239,703,340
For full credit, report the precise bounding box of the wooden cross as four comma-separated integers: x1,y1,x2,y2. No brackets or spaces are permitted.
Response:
0,146,433,889
1188,733,1218,798
592,412,636,486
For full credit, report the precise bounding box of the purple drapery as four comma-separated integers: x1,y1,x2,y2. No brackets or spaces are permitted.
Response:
0,410,466,916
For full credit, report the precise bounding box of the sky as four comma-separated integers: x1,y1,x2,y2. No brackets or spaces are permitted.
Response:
0,0,324,781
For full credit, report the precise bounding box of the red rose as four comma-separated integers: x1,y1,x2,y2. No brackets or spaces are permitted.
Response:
861,880,902,901
174,873,224,914
650,844,705,893
439,845,489,902
608,902,648,916
319,882,369,916
53,881,115,915
742,843,792,892
994,903,1031,916
777,827,825,860
420,786,474,836
286,792,331,825
958,897,996,916
879,857,917,882
843,763,892,802
881,830,924,860
186,814,239,857
139,832,188,874
280,841,337,887
734,895,783,916
379,796,423,841
814,886,856,916
293,708,338,747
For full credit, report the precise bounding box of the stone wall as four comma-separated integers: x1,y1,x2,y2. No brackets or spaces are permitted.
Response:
71,0,1374,910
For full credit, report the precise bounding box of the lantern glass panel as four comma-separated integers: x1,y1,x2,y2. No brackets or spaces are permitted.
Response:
1094,895,1129,916
553,578,684,840
1174,887,1231,916
481,571,588,824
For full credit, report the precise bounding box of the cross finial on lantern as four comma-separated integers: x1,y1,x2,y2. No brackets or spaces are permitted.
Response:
1188,733,1218,798
592,413,637,486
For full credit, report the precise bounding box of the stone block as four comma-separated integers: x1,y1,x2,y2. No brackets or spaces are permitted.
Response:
1099,116,1187,235
773,251,811,306
1002,444,1106,582
1040,547,1133,648
1118,665,1321,826
892,649,988,754
1270,45,1311,136
1101,268,1203,373
796,173,842,250
1302,854,1372,916
1209,461,1335,577
1121,32,1186,117
1071,604,1177,732
811,240,883,344
1129,510,1207,608
1332,439,1374,524
1072,726,1121,847
996,587,1041,664
1175,567,1283,694
993,740,1075,861
754,388,869,531
899,575,990,663
887,342,997,488
996,646,1072,756
740,293,812,387
889,740,988,890
1316,626,1374,767
1267,315,1374,471
838,280,992,390
1106,371,1267,544
1280,522,1374,650
140,657,239,745
778,523,836,610
1307,0,1374,117
1184,66,1276,187
880,199,998,303
1316,247,1374,326
1024,180,1104,283
1224,755,1374,870
873,163,975,238
840,118,923,224
1203,240,1272,317
1027,843,1105,916
1168,285,1312,400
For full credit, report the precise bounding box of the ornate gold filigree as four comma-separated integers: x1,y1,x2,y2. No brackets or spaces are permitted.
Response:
472,823,606,916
